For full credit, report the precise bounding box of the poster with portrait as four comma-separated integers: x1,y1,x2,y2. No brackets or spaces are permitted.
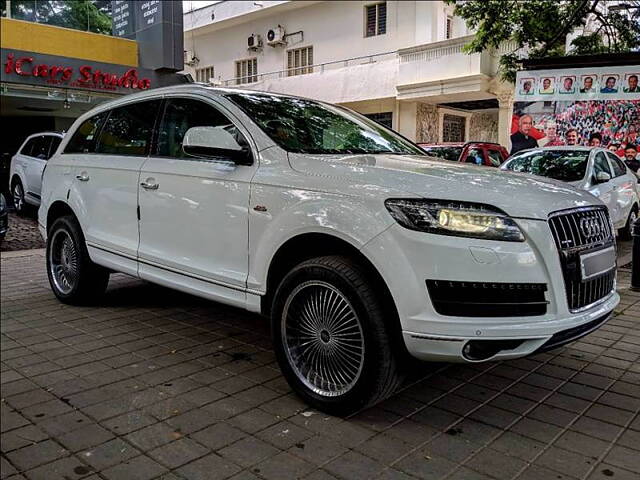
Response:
511,65,640,154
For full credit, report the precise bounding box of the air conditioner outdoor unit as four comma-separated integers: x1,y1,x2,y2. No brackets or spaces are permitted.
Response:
266,26,286,46
184,50,199,67
247,34,263,51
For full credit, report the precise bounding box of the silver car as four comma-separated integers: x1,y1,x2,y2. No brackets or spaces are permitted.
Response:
502,146,639,239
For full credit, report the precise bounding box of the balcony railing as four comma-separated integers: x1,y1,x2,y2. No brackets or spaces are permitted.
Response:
218,50,397,87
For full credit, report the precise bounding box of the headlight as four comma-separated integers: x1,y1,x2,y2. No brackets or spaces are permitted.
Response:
385,199,525,242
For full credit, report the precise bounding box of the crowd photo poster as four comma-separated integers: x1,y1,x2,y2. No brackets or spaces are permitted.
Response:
511,66,640,155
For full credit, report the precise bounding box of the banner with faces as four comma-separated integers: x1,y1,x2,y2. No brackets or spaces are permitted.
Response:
516,65,640,101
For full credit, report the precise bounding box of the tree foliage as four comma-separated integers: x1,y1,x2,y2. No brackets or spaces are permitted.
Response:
7,1,112,35
445,0,640,82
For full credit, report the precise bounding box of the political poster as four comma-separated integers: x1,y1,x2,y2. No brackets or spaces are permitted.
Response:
510,66,640,155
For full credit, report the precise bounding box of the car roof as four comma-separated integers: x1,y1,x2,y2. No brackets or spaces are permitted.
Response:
24,132,64,139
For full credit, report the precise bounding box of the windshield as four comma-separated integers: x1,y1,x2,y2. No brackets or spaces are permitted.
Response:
502,149,589,182
227,92,425,155
421,146,463,161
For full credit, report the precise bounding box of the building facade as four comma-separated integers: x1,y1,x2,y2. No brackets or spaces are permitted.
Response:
183,0,516,146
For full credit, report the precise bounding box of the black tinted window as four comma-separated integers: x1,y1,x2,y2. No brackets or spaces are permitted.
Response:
31,136,50,160
65,112,108,154
48,136,62,159
96,100,161,156
20,137,39,157
156,98,246,158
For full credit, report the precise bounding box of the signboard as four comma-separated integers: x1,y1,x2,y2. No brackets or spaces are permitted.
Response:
111,0,183,71
112,0,135,38
510,65,640,154
2,50,153,92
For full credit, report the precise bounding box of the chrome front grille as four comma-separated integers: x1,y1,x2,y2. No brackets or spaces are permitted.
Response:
548,207,613,250
548,207,615,312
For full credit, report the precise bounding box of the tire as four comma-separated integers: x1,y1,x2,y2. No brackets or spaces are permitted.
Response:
12,179,26,215
271,255,402,416
46,215,110,304
619,207,638,241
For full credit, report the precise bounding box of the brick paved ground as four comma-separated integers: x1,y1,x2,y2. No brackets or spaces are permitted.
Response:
1,250,639,480
0,213,45,252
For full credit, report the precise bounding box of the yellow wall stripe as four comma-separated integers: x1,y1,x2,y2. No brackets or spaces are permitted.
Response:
0,18,138,67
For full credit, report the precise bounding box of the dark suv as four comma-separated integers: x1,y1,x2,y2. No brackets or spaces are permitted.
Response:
418,142,509,167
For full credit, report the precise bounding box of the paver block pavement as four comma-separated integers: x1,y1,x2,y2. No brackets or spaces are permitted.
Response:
1,250,639,479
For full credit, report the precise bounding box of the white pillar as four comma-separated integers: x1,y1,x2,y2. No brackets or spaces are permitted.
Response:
497,92,514,151
398,101,418,142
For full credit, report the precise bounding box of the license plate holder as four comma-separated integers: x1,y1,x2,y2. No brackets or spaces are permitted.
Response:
580,246,616,281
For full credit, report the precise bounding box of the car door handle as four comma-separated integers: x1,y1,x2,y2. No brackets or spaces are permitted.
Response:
75,173,89,181
140,181,159,190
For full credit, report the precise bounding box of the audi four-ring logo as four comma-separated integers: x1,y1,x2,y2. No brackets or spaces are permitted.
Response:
579,217,603,238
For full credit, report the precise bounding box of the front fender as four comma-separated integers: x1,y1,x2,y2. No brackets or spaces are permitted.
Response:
246,185,395,293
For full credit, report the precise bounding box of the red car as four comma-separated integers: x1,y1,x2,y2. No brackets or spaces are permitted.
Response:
417,142,509,167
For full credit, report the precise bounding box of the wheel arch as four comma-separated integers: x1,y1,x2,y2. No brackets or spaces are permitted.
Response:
46,201,78,231
261,232,407,356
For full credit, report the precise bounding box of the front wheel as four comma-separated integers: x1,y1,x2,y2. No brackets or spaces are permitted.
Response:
619,207,638,241
271,256,402,416
46,216,110,304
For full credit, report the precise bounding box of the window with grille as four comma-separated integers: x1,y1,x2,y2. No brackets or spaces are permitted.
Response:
442,114,466,143
195,66,214,84
365,2,386,37
364,112,393,129
235,58,258,84
446,16,453,39
287,46,314,76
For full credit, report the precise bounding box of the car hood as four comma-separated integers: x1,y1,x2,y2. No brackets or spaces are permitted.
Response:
288,153,601,220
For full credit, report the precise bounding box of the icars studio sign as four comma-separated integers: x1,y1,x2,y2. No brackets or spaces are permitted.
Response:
3,52,151,91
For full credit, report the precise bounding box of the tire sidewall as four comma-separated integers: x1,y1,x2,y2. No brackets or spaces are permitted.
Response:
46,216,89,301
13,181,25,214
272,260,391,415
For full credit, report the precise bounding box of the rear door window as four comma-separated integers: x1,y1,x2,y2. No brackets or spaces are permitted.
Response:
96,100,161,156
31,136,50,160
64,112,109,154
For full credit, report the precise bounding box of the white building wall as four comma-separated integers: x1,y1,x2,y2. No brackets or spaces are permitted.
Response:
185,1,464,85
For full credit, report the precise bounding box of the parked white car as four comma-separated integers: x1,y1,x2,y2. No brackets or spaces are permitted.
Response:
10,132,64,214
39,86,619,415
501,147,639,239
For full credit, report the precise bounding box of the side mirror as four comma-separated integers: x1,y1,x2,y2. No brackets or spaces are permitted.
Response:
595,171,611,183
182,126,252,165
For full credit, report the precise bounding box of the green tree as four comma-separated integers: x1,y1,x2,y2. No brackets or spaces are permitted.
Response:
445,0,640,82
8,1,112,35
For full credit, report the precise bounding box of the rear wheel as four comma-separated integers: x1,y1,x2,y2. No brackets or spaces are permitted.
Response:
46,216,110,304
619,207,638,241
271,255,402,416
12,180,26,215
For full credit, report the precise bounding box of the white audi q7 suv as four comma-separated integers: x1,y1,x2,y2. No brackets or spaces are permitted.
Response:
39,85,619,415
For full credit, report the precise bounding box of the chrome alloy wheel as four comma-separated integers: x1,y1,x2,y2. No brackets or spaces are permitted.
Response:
12,183,24,212
282,281,365,397
49,229,79,295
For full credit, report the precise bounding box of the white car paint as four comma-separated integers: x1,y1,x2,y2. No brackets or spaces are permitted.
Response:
502,146,640,231
39,85,619,365
9,132,64,209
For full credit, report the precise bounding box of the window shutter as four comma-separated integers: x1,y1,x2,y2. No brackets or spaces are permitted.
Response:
377,3,386,35
365,5,376,37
